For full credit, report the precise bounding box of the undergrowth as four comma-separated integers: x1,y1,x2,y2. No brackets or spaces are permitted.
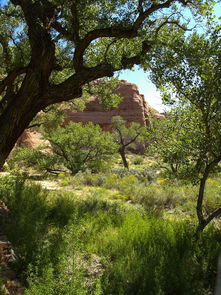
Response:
0,174,220,295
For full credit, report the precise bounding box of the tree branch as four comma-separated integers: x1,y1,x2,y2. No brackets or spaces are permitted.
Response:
134,0,191,29
124,131,142,147
44,40,152,105
73,27,138,71
51,21,74,42
206,207,221,225
0,67,27,95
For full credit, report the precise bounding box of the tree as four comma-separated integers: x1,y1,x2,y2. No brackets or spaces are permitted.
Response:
148,32,221,234
112,116,147,169
43,122,117,174
149,109,202,176
0,0,214,168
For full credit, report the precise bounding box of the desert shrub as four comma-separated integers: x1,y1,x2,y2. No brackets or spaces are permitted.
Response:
73,172,107,187
110,167,156,183
132,182,197,213
8,147,58,174
132,155,144,165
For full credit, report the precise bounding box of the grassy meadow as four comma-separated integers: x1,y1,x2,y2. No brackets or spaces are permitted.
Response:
0,155,221,295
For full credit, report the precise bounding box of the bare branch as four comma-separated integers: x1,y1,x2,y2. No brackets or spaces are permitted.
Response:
27,123,42,129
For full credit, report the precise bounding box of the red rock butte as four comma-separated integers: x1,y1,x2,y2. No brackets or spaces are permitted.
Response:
17,80,163,148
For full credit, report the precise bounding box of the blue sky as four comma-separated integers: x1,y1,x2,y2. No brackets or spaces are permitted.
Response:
1,0,221,111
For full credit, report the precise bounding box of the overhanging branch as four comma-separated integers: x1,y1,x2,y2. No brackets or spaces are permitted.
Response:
0,67,27,95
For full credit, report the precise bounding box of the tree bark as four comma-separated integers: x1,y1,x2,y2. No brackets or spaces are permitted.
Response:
195,157,221,237
119,148,129,169
0,94,41,168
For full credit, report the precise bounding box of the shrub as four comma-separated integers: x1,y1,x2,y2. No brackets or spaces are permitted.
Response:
92,213,220,295
44,122,118,175
132,155,144,165
8,148,58,174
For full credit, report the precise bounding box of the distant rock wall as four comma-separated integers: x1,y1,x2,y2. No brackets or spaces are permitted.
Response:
65,80,163,130
16,80,163,149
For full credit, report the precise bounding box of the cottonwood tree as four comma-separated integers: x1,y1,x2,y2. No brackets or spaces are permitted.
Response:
112,116,147,169
0,0,214,168
148,32,221,234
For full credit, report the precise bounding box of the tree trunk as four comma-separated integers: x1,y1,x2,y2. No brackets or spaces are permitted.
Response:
195,157,221,237
119,148,129,169
0,92,42,168
195,176,207,236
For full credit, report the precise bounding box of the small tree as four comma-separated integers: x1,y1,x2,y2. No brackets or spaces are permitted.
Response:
44,122,117,175
112,116,147,169
148,32,221,234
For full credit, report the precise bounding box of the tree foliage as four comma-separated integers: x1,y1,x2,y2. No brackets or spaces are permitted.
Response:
10,122,117,174
148,31,221,233
149,108,206,178
0,0,215,167
44,122,117,174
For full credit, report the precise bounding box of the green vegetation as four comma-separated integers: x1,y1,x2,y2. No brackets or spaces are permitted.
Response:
0,172,221,295
1,1,221,294
0,0,212,167
148,32,221,234
9,122,117,175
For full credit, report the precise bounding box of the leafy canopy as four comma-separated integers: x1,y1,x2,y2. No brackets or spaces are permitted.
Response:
0,0,216,106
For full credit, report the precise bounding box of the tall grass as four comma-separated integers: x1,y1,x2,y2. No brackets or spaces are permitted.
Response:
0,175,220,295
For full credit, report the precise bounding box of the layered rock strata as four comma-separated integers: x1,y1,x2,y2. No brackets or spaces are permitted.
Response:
16,80,163,148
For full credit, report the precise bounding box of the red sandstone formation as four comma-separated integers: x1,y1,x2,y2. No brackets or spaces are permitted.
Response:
16,130,43,149
16,80,163,148
65,80,163,130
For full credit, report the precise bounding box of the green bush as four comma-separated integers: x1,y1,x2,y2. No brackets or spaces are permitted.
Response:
132,155,144,165
8,148,58,174
44,122,117,175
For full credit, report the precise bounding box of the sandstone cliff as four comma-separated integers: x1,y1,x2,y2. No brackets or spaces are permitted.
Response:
17,80,163,148
65,80,162,130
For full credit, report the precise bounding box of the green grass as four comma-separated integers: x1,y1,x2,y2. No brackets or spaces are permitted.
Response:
1,174,221,295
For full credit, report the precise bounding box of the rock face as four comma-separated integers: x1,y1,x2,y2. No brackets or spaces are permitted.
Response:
16,130,43,149
16,80,163,148
65,80,162,130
